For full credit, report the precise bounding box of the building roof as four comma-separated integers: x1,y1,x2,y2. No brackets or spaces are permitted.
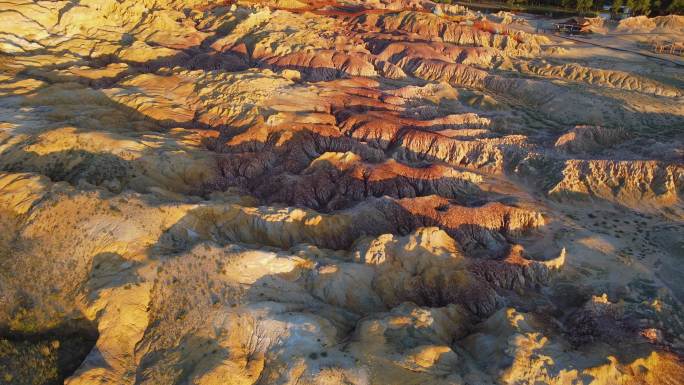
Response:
562,17,592,26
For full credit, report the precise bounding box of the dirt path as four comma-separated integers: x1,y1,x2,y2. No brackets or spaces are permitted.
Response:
547,34,684,67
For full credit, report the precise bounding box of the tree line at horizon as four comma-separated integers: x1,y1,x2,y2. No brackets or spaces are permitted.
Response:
437,0,684,15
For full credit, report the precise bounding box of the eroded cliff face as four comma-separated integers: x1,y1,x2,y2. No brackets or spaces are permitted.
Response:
0,0,683,384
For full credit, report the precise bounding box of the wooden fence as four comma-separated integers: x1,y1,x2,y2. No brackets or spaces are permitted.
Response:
649,40,684,56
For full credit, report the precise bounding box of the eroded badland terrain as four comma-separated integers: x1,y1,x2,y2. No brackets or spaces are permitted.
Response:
0,0,683,384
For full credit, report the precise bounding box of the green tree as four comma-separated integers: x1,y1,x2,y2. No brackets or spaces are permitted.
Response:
667,0,684,13
576,0,594,12
611,0,624,15
628,0,652,14
562,0,575,8
507,0,528,8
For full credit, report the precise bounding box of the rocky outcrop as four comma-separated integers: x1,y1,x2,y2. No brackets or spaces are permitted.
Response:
373,41,501,68
463,308,684,385
617,15,684,33
262,50,379,80
255,152,484,211
554,125,629,154
352,228,499,314
355,11,548,56
468,245,565,293
348,302,470,382
338,110,494,154
157,194,544,255
564,294,632,345
393,129,529,172
519,61,682,97
549,160,684,208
